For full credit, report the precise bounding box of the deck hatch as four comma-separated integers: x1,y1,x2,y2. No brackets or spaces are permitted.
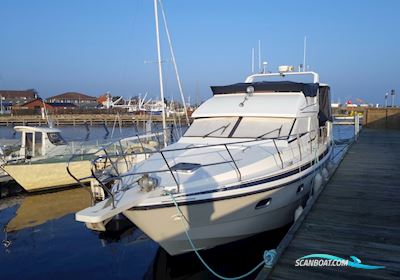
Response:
171,162,201,173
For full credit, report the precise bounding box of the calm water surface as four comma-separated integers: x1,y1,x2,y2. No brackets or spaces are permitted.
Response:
0,124,355,279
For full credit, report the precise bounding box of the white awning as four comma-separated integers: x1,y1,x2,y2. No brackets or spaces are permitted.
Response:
13,126,61,133
193,92,309,118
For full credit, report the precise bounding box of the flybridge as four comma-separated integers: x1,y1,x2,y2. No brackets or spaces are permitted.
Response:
210,81,320,97
211,70,322,97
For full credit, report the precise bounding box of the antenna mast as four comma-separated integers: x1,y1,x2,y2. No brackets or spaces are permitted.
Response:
303,36,307,72
251,48,255,73
258,40,261,72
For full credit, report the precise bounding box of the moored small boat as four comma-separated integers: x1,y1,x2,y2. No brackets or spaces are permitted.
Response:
1,126,164,192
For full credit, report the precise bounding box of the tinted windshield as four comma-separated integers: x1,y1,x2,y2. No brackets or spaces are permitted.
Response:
184,117,238,138
184,117,294,139
47,132,67,145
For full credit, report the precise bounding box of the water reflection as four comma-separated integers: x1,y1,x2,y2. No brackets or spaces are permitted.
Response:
4,188,91,233
0,185,289,280
0,189,158,280
146,225,290,280
98,215,136,242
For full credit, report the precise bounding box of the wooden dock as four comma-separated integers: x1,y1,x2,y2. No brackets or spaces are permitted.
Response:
259,129,400,279
0,114,190,126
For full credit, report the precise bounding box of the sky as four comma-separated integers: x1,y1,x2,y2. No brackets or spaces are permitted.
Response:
0,0,399,105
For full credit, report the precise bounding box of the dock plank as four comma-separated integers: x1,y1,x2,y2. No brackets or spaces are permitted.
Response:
265,129,400,279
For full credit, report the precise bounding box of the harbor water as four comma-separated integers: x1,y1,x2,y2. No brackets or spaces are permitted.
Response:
0,124,355,279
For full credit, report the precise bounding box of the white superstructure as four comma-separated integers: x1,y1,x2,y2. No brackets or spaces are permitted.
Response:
76,69,333,256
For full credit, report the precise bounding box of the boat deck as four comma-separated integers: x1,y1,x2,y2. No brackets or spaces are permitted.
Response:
259,129,400,279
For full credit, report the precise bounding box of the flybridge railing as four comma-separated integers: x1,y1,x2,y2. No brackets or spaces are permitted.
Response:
67,124,331,209
87,136,287,199
245,71,320,84
66,131,165,205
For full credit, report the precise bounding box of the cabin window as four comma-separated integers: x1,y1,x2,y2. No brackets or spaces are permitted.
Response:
184,117,294,139
34,132,42,156
47,132,66,145
232,117,294,139
25,133,33,155
184,117,238,138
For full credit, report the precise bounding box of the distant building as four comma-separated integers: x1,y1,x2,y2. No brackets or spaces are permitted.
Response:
0,101,13,114
46,92,97,108
12,98,76,114
0,89,39,106
97,93,126,109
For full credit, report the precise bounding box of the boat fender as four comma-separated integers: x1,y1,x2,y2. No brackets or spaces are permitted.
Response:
313,172,323,193
294,205,303,221
322,168,329,182
306,192,313,206
263,249,277,268
327,161,335,175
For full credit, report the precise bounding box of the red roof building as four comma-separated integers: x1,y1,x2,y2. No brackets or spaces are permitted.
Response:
0,89,38,105
12,99,76,113
46,92,97,107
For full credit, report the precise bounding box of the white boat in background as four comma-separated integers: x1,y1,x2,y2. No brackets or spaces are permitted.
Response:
0,139,23,183
76,68,334,255
0,169,11,183
0,125,164,192
0,126,96,191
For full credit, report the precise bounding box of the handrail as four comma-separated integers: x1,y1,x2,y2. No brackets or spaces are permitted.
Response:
89,162,116,208
103,149,120,176
224,144,242,181
118,139,129,171
159,151,180,192
66,157,95,205
272,139,284,169
93,136,290,161
297,133,302,161
65,131,164,204
136,135,147,159
64,134,289,162
67,124,330,210
91,159,236,185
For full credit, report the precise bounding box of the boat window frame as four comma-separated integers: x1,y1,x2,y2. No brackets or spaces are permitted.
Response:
184,116,297,140
47,132,67,146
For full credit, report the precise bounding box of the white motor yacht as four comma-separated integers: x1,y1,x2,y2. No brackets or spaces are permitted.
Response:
76,69,333,256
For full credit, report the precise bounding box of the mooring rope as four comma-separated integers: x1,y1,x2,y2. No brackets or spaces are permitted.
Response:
167,192,276,280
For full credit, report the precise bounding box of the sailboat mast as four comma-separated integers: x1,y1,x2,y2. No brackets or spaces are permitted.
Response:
158,0,190,125
154,0,168,147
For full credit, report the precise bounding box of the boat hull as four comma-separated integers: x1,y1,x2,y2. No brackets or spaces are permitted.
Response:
0,169,12,183
123,167,317,256
3,160,92,192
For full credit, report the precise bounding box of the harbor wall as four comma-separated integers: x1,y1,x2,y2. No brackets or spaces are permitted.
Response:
364,108,400,129
0,114,189,127
1,108,399,129
332,107,400,129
